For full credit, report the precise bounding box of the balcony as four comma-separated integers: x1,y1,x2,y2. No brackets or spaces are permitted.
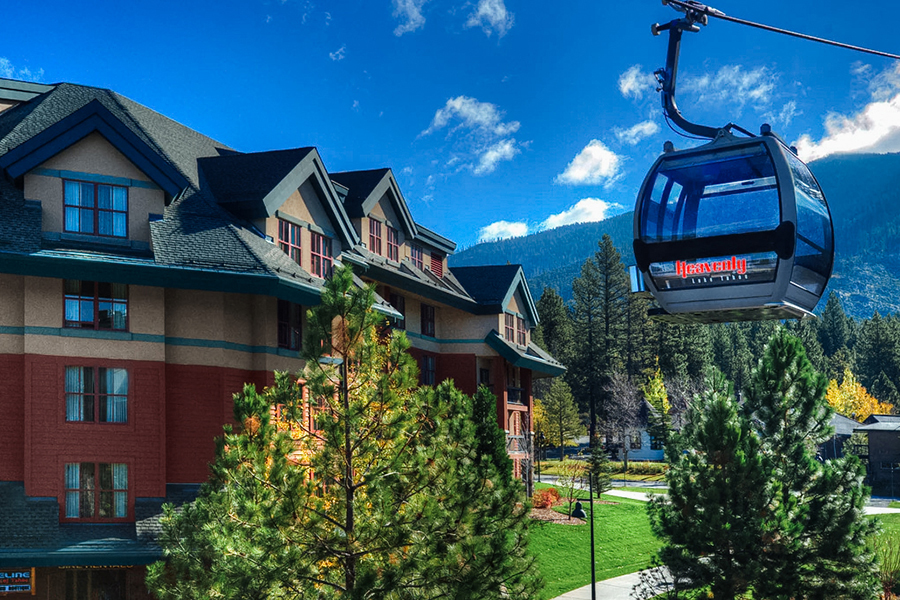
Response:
507,387,524,405
506,434,526,454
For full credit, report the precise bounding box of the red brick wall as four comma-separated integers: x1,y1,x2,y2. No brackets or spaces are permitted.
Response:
436,353,477,396
0,354,25,481
165,364,270,484
23,355,166,500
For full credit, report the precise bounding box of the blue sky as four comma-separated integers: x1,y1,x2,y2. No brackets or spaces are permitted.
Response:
5,0,900,249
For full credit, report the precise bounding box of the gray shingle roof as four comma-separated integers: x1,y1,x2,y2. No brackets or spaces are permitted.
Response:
0,482,199,568
452,264,522,306
199,147,315,207
330,168,390,218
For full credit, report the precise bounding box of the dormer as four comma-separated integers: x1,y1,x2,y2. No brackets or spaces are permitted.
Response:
331,168,416,266
0,99,188,253
199,147,359,278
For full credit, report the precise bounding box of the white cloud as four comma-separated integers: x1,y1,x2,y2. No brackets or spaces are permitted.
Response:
618,65,656,100
615,120,660,145
0,58,44,82
392,0,427,36
478,220,528,242
352,99,360,111
401,166,413,176
474,138,520,175
465,0,514,37
329,45,346,61
421,96,524,176
793,63,900,161
795,94,900,161
555,140,622,186
421,96,519,138
681,65,776,114
539,198,623,230
763,100,799,129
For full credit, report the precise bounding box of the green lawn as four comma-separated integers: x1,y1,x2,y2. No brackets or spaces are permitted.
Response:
612,486,666,495
529,491,661,600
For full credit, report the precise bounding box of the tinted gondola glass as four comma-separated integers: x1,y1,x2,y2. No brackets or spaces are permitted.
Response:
633,133,834,323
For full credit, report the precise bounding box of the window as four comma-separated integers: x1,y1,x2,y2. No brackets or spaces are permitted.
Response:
310,232,333,278
650,435,664,451
421,355,436,386
389,292,406,330
277,300,302,351
278,219,302,265
65,367,128,423
64,462,128,519
630,433,642,450
431,253,444,278
387,227,400,262
421,303,435,337
64,180,128,238
516,316,526,346
369,219,382,255
410,244,424,270
64,281,128,331
505,313,515,342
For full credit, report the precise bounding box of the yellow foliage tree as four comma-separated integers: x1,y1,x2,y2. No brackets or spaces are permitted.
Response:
826,368,894,422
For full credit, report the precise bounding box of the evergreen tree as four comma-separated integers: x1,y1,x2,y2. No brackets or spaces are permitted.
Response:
649,373,768,600
743,329,877,600
819,291,851,357
587,434,612,497
147,266,541,600
625,291,657,378
571,234,628,435
656,323,689,381
472,385,513,484
871,370,900,407
785,317,826,374
533,287,574,400
855,312,900,390
541,378,585,458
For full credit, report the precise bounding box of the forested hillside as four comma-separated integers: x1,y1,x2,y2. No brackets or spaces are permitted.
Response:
450,152,900,320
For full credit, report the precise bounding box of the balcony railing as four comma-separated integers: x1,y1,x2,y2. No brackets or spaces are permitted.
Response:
507,387,524,405
507,434,525,453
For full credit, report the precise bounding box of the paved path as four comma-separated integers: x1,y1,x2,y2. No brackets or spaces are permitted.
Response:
547,490,900,600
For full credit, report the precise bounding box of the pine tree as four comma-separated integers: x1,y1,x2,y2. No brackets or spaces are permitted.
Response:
541,378,585,458
649,372,768,600
587,434,612,497
147,266,541,600
743,329,878,600
819,291,851,357
571,234,628,436
533,287,574,400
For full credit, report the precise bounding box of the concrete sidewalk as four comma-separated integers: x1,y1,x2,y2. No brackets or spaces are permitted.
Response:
552,568,670,600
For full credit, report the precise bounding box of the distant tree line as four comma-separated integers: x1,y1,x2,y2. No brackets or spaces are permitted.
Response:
531,234,899,446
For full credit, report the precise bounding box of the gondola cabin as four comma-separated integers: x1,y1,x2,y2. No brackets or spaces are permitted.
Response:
632,130,833,324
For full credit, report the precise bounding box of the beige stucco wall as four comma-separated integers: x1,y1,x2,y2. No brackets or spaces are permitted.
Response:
0,100,18,114
265,185,343,277
0,273,306,370
23,132,165,244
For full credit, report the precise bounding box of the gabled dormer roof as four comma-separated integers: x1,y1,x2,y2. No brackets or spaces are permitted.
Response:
198,147,359,248
452,264,539,325
0,82,231,193
330,168,417,239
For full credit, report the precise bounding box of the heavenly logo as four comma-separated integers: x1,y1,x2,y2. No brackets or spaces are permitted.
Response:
676,256,747,279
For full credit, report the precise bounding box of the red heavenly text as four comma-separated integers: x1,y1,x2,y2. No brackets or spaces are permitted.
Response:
676,256,747,279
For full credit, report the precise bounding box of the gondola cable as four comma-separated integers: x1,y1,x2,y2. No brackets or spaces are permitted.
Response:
662,0,900,61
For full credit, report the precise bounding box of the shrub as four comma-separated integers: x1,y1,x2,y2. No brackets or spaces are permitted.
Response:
876,533,900,599
532,488,558,509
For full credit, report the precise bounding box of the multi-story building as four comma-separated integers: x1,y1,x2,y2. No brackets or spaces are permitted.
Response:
0,77,563,599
